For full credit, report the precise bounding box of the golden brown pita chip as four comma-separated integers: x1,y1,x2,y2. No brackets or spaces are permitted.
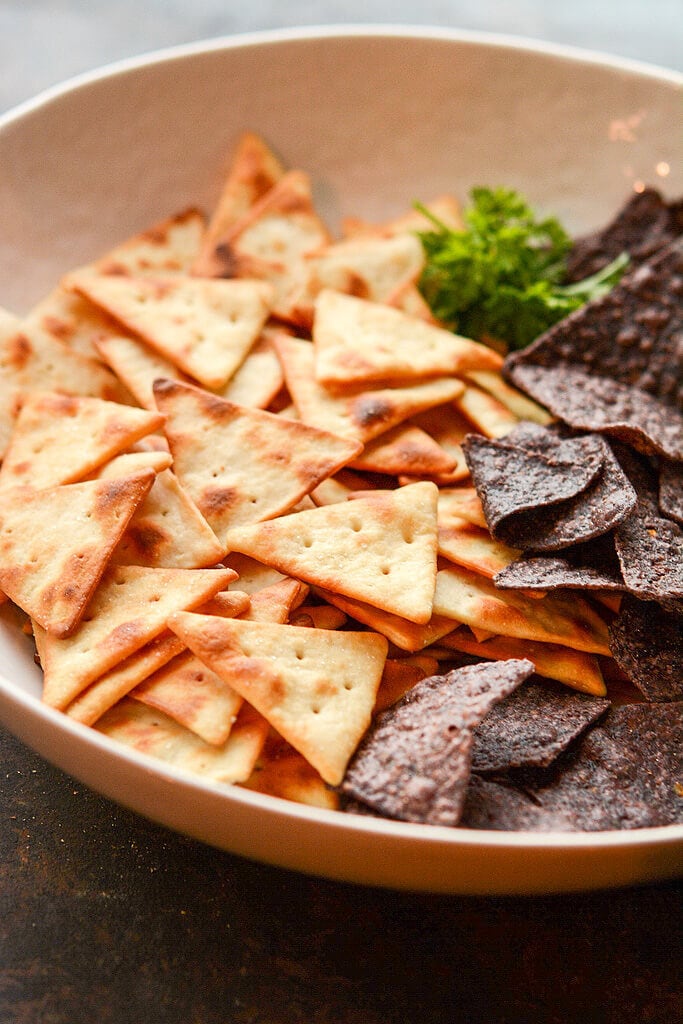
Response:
0,472,154,638
168,613,387,785
95,333,186,410
217,332,284,409
27,286,122,361
285,232,425,329
374,658,427,713
37,564,235,709
64,631,186,725
242,736,339,809
314,588,458,652
401,403,474,484
351,424,457,477
96,698,269,784
0,320,129,460
309,469,371,506
0,391,164,490
437,518,520,578
437,486,487,529
154,378,362,546
225,482,439,624
313,289,503,388
192,132,286,278
222,553,286,593
132,649,244,747
70,271,273,390
432,565,611,655
273,333,464,443
109,469,225,569
89,449,173,479
289,603,347,630
239,577,308,624
440,628,607,696
453,383,519,439
466,369,553,425
95,208,206,276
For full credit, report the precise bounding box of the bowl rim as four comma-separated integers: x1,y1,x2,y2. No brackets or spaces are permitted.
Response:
1,22,681,129
0,23,680,882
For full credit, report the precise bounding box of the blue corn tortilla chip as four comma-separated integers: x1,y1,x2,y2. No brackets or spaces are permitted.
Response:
465,427,636,552
494,534,625,592
659,459,683,525
340,659,534,826
462,701,682,831
504,239,683,460
565,187,683,282
470,680,610,772
608,595,683,702
613,447,683,608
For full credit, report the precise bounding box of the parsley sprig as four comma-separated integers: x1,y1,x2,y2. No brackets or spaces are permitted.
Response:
416,187,628,350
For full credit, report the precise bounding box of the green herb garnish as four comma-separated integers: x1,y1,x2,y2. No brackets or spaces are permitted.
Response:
416,187,628,350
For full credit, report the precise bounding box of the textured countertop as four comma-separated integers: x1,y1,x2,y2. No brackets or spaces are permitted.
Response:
1,5,682,1023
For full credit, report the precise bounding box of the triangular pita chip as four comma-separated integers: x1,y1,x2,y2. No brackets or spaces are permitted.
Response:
437,518,520,578
0,471,154,637
64,631,186,725
239,577,308,624
169,613,388,785
70,271,273,390
351,424,457,476
109,468,225,569
217,332,284,409
192,131,286,278
94,208,206,276
273,333,464,443
95,333,186,410
90,449,173,479
0,391,164,489
466,369,553,425
96,698,269,784
153,379,362,545
37,564,235,709
225,481,439,624
315,588,458,652
440,628,606,696
453,383,519,438
313,289,503,387
0,319,129,460
26,286,122,360
242,740,340,810
432,565,611,655
284,232,425,329
437,487,488,529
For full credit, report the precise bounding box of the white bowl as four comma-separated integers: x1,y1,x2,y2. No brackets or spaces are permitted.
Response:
0,26,681,894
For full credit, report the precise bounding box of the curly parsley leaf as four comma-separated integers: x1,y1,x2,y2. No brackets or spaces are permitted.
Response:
416,187,628,350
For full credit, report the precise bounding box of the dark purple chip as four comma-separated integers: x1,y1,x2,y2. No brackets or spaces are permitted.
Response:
515,701,683,831
470,679,610,772
459,774,574,831
608,595,683,702
462,431,603,532
493,435,636,552
341,659,535,826
494,534,625,592
504,240,683,460
613,448,683,606
565,187,683,282
660,460,683,525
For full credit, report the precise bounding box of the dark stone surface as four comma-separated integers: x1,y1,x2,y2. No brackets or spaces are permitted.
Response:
0,724,681,1024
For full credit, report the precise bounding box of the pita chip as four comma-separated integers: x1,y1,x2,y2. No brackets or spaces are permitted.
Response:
0,391,164,490
217,331,284,409
222,553,286,594
225,481,439,624
168,613,388,785
432,565,611,655
242,740,340,809
95,208,206,276
273,333,464,443
153,379,362,545
437,518,520,578
351,424,457,477
95,333,186,410
70,271,273,390
313,289,503,388
0,471,154,637
64,631,186,725
90,449,173,479
314,588,459,652
96,698,269,784
110,468,225,569
192,132,286,278
452,383,519,439
26,286,122,361
466,369,553,426
437,487,488,529
0,319,129,460
37,564,235,709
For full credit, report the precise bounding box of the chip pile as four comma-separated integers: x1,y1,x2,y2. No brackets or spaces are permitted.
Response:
0,132,680,831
